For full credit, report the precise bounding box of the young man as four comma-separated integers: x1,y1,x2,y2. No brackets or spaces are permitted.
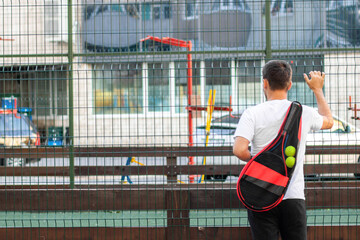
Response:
233,60,333,240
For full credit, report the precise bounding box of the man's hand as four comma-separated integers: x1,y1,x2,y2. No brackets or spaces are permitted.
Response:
303,71,325,93
303,71,334,130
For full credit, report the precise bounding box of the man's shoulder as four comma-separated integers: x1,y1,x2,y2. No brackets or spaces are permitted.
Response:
301,104,318,115
246,100,291,112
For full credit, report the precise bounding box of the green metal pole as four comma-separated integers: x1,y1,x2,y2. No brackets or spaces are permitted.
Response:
265,0,272,61
67,0,75,189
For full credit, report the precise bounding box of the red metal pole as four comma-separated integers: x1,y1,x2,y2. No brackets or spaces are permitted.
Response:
349,96,352,110
355,104,358,119
140,36,196,181
0,37,15,41
187,41,194,163
187,41,195,183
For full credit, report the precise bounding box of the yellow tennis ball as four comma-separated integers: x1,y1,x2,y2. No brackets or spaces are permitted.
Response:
285,146,296,157
286,157,296,168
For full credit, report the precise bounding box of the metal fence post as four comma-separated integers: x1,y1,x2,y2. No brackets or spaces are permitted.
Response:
265,0,272,61
67,0,75,189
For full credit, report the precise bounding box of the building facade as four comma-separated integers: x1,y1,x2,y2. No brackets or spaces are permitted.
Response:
1,0,359,146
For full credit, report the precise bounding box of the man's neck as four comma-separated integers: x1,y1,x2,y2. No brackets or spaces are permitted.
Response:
266,90,288,101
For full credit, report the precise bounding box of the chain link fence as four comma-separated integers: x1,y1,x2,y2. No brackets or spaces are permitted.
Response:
0,0,360,239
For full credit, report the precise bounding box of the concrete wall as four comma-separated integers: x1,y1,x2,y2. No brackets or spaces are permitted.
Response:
0,0,72,65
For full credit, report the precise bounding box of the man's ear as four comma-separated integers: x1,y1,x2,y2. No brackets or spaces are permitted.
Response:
287,81,292,91
263,79,269,89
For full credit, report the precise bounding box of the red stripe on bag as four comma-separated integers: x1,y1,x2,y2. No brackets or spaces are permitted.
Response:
245,161,289,187
298,117,302,141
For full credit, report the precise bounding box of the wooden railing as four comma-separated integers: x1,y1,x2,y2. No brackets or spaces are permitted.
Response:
0,146,359,240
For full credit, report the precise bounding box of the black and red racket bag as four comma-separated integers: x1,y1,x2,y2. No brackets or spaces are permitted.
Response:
237,101,302,212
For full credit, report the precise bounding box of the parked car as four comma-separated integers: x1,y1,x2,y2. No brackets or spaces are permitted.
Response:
194,111,360,180
0,109,40,166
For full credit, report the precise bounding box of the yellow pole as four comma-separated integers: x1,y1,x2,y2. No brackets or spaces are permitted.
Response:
199,90,216,183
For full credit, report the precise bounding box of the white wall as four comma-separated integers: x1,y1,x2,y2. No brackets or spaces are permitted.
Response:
324,52,360,127
0,0,72,65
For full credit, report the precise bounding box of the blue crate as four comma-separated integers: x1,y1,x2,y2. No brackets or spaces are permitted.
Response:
47,140,63,146
1,97,17,109
17,107,33,120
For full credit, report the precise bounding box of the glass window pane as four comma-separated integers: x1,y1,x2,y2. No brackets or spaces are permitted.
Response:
237,60,262,108
205,60,231,107
174,61,201,114
119,63,143,114
212,1,220,11
0,66,68,117
35,76,51,116
55,71,68,116
282,56,323,107
152,5,161,19
163,4,171,19
142,3,151,20
234,0,243,8
93,63,143,114
148,63,170,112
110,4,123,13
186,1,196,17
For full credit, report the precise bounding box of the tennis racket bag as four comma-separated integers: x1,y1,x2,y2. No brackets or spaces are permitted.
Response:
237,101,302,212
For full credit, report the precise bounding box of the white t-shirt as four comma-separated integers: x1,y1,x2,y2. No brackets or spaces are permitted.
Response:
234,99,323,200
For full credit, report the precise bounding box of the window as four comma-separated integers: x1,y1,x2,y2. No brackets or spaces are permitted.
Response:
163,4,171,19
125,4,140,18
93,63,143,114
285,56,323,107
205,60,231,108
236,60,262,108
234,0,243,8
55,72,68,116
186,0,198,17
212,0,250,11
142,2,171,20
33,76,50,116
148,63,170,112
153,5,161,19
0,66,68,117
142,3,151,20
44,0,68,41
212,1,221,10
33,69,68,117
328,0,357,9
262,0,293,16
110,4,124,13
174,61,201,113
273,0,293,14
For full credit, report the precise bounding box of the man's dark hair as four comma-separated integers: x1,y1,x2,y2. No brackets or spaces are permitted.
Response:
262,60,292,90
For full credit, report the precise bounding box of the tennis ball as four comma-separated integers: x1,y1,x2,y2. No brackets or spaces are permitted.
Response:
285,146,296,157
286,157,296,168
